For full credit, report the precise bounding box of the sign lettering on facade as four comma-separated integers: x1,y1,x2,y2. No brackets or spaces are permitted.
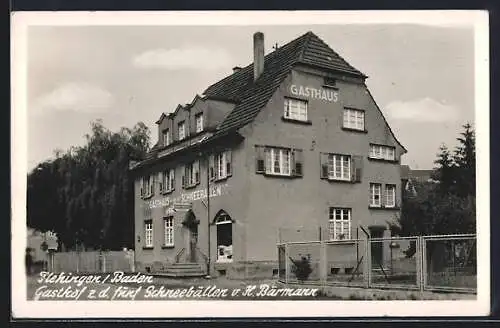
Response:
290,84,338,102
146,184,228,209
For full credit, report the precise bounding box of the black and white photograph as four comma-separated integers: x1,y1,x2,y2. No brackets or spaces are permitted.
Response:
11,11,490,318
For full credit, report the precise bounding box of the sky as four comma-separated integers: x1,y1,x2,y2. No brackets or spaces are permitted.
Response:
26,23,475,170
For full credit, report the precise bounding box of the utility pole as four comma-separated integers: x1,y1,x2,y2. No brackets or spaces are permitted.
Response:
206,153,211,277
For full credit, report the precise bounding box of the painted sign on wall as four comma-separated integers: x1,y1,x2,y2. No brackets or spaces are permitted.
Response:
146,184,229,209
290,84,338,102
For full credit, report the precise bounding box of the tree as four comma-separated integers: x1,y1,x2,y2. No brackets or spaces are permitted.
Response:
27,120,151,251
453,123,476,197
432,144,457,195
393,123,476,238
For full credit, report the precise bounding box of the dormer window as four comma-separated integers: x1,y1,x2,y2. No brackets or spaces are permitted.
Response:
195,113,204,133
163,129,170,146
178,121,186,140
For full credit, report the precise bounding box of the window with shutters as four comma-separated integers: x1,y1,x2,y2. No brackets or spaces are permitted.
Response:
343,108,365,131
385,184,396,208
369,183,382,207
284,98,308,122
160,168,175,194
164,217,174,247
212,150,232,181
183,161,200,188
369,144,396,161
320,153,351,181
255,145,303,178
265,147,291,176
144,220,153,248
329,208,351,240
320,153,362,183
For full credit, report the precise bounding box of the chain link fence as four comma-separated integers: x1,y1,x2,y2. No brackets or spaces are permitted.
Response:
422,235,476,292
51,250,135,273
278,234,476,293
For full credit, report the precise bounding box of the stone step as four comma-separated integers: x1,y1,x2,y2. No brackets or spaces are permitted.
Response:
168,264,204,269
155,271,207,278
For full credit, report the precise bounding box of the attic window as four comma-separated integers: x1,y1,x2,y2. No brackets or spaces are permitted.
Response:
324,77,337,88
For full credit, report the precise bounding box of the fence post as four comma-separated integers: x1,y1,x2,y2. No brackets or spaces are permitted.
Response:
320,240,327,284
416,237,422,292
363,238,371,288
130,251,136,272
76,251,80,273
423,236,428,291
285,243,289,284
102,252,106,273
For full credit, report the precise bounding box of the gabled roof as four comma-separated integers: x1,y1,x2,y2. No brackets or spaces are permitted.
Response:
155,112,168,125
203,31,366,135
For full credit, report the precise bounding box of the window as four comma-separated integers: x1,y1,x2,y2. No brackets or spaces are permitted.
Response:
255,146,303,177
369,144,395,161
160,169,175,193
163,129,170,146
325,154,351,181
329,208,351,240
140,175,155,198
195,113,204,133
183,161,200,188
343,108,365,131
320,153,362,182
211,150,232,181
144,220,153,248
178,121,186,140
324,77,337,88
265,147,291,176
164,217,174,247
217,152,226,178
284,98,308,121
385,184,396,208
370,183,382,207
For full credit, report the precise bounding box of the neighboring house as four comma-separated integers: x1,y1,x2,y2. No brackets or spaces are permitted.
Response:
401,165,436,196
130,31,407,278
27,228,58,262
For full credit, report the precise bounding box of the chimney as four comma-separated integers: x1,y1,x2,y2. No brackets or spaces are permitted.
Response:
253,32,265,81
232,66,242,73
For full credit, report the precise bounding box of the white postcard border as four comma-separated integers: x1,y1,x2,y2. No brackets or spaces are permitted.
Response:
11,10,490,318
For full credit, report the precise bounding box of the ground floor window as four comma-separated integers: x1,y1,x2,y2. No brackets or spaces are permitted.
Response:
164,217,174,247
215,211,233,262
144,220,153,248
328,208,351,240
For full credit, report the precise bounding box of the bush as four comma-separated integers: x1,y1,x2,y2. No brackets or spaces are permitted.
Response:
290,254,312,282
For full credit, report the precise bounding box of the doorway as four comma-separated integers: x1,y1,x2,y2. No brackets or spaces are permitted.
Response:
215,211,233,263
189,224,198,263
369,226,385,269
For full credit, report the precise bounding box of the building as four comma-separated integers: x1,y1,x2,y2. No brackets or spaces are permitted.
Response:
401,165,437,196
130,31,407,278
27,228,58,271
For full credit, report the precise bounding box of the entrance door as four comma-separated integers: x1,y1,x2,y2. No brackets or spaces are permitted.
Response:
189,225,198,263
370,227,385,269
215,211,233,263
